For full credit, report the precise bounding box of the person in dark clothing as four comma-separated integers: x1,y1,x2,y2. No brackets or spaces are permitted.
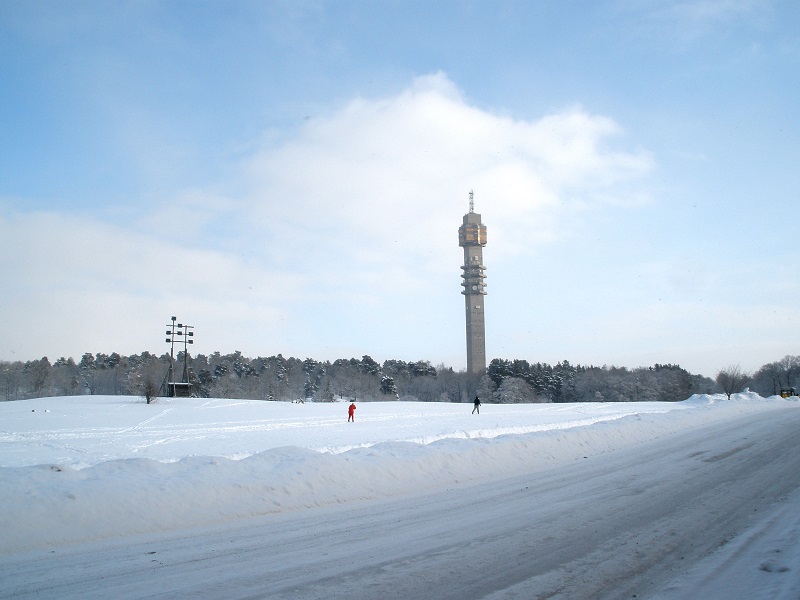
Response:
472,396,481,414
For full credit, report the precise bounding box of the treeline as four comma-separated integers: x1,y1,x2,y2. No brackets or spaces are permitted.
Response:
485,360,717,403
4,351,798,404
0,350,750,404
749,355,800,397
0,352,465,403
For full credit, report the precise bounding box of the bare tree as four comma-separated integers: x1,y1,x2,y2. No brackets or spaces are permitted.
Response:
143,378,159,404
1,363,23,401
776,355,800,391
715,364,750,400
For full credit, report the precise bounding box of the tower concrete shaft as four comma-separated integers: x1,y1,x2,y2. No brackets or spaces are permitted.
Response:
458,194,487,376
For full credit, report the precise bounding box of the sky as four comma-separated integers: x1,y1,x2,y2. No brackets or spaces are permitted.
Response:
1,0,798,377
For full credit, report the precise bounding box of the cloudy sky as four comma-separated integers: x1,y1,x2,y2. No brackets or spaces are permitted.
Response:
1,1,798,377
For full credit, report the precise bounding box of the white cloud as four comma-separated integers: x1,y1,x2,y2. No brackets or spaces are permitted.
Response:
0,73,655,364
241,72,652,270
0,210,301,361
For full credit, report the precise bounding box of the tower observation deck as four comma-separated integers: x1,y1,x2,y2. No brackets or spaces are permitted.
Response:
458,191,487,376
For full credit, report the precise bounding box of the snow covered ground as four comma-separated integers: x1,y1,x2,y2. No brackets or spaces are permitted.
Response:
1,393,800,599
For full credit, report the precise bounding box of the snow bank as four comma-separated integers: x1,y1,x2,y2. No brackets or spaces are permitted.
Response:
0,393,790,554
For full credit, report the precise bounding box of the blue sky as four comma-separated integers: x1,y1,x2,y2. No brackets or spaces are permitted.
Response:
1,0,798,377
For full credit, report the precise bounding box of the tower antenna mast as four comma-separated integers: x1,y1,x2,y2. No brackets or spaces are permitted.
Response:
458,190,488,383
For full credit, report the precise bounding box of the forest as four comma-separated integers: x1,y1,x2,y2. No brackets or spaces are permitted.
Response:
5,350,798,404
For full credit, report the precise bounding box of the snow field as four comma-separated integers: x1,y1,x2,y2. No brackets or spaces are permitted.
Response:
0,392,791,555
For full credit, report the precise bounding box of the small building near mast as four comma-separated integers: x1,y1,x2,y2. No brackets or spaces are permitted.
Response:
458,190,487,376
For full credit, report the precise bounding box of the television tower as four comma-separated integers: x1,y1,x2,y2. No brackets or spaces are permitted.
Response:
458,190,487,376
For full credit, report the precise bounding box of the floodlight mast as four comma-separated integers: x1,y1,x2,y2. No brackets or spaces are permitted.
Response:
163,316,195,397
164,316,177,389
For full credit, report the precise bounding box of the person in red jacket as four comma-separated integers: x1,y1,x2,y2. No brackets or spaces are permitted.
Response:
348,402,356,422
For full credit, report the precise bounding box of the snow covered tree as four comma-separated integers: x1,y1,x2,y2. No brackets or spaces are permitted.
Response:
303,358,325,400
494,376,542,404
25,357,51,397
359,355,381,375
51,357,81,396
476,374,496,403
408,360,437,378
487,358,514,388
380,375,397,397
79,353,95,370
